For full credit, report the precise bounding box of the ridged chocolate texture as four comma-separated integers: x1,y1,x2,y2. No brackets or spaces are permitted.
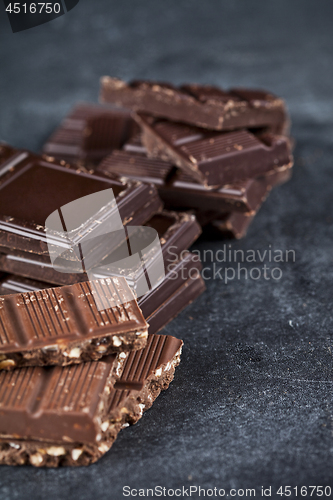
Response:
0,252,204,340
0,334,181,443
0,274,50,296
0,277,148,366
98,149,292,214
136,115,293,188
0,354,122,443
43,103,139,165
0,144,162,257
100,78,289,133
112,334,183,399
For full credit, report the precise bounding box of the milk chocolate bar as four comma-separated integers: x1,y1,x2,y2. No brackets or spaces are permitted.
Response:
0,211,201,288
135,114,293,188
0,333,183,467
100,78,289,133
0,144,162,258
98,149,282,213
42,103,139,166
0,277,148,371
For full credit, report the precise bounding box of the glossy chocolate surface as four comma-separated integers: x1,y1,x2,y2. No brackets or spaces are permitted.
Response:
0,144,162,257
100,78,288,133
43,103,139,165
0,277,147,355
136,114,293,187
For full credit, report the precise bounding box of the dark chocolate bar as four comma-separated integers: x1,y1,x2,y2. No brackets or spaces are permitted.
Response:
197,164,293,238
42,103,139,166
206,212,255,239
0,144,162,258
0,333,183,467
135,114,293,188
0,211,201,290
100,78,289,133
0,277,148,371
98,149,285,213
0,273,50,296
0,251,204,337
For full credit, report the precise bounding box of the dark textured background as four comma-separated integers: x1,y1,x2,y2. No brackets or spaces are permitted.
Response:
1,1,333,498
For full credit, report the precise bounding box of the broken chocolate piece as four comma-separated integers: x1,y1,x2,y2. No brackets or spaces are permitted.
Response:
98,149,292,214
0,333,183,467
100,78,289,133
0,273,50,296
0,211,201,289
42,103,139,166
135,114,293,188
209,212,255,239
0,144,162,257
0,277,148,370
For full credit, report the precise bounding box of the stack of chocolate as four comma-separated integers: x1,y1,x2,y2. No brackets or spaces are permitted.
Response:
0,77,293,468
0,142,205,467
43,78,293,239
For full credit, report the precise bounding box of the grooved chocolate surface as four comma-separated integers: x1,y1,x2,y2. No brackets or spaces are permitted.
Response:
99,149,285,213
112,333,183,395
100,78,288,133
136,114,293,187
43,103,139,165
0,333,181,444
0,354,119,443
0,277,147,354
0,210,201,288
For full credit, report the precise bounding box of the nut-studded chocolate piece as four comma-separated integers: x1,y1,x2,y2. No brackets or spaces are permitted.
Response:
0,277,148,370
100,78,289,133
0,334,183,467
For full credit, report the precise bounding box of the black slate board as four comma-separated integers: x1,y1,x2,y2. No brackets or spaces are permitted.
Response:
1,0,333,498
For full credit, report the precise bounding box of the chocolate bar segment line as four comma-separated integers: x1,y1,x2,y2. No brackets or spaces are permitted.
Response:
100,77,288,133
42,103,139,166
0,210,201,289
98,149,292,214
0,144,162,257
0,333,183,467
0,353,125,444
0,277,148,369
136,114,293,188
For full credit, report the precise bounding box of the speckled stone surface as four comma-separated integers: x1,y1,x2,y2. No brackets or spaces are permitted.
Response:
1,1,333,498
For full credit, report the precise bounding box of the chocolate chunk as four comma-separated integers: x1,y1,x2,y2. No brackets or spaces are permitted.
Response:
139,251,203,322
42,103,139,166
135,114,293,188
0,144,162,257
0,251,205,337
0,277,148,371
100,78,289,133
205,212,255,239
0,211,201,289
196,164,293,238
0,273,50,296
0,333,183,467
145,263,205,335
98,149,292,214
